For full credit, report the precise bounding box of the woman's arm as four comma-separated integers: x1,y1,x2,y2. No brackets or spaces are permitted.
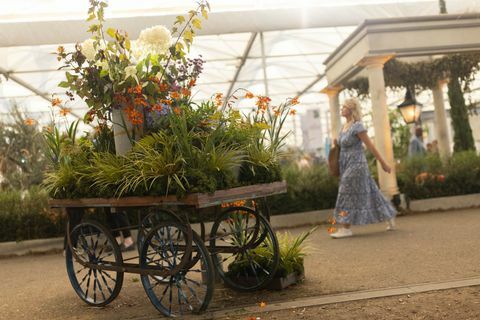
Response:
357,131,392,173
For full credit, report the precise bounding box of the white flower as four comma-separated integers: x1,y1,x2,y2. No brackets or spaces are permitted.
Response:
133,25,172,61
124,65,138,81
80,38,97,61
95,60,109,71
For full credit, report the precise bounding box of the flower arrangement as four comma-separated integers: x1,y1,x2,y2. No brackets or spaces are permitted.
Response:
44,0,298,199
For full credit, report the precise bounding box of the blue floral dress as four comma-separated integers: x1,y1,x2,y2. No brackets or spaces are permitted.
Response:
334,122,396,225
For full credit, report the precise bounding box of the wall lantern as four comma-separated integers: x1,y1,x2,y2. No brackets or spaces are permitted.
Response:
397,87,422,124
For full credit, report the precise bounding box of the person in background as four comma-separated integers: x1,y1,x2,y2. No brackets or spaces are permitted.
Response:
431,139,439,154
408,127,426,157
330,98,396,239
106,208,135,252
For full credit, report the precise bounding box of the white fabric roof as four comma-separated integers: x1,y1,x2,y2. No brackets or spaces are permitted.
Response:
1,0,479,145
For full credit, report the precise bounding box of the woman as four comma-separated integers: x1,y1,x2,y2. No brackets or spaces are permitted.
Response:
330,98,396,239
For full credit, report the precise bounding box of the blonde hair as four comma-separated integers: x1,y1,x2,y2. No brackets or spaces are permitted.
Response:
343,98,363,122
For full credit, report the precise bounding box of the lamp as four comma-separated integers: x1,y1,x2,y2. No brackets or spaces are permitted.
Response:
397,87,422,124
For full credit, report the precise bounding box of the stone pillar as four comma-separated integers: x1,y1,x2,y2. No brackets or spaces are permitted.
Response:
321,85,342,140
431,80,451,160
358,55,399,198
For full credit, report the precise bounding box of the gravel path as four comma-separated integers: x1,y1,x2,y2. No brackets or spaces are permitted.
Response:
0,208,479,319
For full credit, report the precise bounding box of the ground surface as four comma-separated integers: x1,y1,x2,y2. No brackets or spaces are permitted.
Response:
0,208,479,319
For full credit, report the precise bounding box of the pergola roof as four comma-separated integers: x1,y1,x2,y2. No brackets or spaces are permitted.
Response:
1,0,479,143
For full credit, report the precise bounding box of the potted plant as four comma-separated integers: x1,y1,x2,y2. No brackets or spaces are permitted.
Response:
225,227,316,290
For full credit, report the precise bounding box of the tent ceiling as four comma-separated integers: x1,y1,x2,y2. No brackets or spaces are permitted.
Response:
1,0,480,137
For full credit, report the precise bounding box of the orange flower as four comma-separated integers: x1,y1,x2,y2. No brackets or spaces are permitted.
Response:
134,84,142,95
24,118,36,126
188,79,196,88
245,91,255,99
291,96,300,105
57,46,65,54
59,108,71,116
255,96,271,111
128,84,143,95
160,99,173,105
43,126,53,133
436,174,446,183
221,200,246,208
339,211,348,217
259,301,267,308
289,109,297,116
173,107,181,115
159,83,169,92
170,91,180,99
181,88,191,97
152,104,163,112
214,93,223,106
51,97,62,107
134,97,148,107
327,227,337,234
272,108,281,116
124,105,143,125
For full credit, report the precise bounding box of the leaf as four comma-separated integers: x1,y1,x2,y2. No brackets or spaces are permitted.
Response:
125,39,131,51
106,28,116,38
175,15,185,24
202,8,209,20
100,69,109,78
87,24,99,33
58,81,70,88
192,18,202,30
86,14,96,22
183,29,193,43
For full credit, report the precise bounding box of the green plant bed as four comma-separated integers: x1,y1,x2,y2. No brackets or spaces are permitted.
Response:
269,164,338,215
0,187,64,242
397,151,480,200
226,227,315,290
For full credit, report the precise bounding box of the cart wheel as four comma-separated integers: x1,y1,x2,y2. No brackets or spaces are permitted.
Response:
140,222,214,317
137,209,183,254
66,220,124,306
209,206,279,291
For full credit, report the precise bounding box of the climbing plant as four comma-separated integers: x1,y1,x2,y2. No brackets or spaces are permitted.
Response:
344,53,480,152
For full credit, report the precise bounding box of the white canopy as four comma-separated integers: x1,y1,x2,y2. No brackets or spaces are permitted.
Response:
1,0,479,144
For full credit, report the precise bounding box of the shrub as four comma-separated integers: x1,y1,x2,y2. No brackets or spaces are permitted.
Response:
0,187,64,242
397,151,480,200
269,163,338,215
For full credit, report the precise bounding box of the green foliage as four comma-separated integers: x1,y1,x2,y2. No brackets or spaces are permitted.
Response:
0,187,64,242
447,76,476,152
230,227,316,278
269,163,339,215
345,53,480,97
0,104,48,190
397,151,480,199
389,109,411,159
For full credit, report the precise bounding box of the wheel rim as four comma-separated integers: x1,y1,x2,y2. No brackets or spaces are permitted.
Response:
137,209,182,254
140,222,214,317
66,220,124,306
209,206,279,291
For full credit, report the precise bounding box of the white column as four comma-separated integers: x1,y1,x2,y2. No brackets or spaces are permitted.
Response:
358,55,399,198
432,80,451,159
321,85,342,140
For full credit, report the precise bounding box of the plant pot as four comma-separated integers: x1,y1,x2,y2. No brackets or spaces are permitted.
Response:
266,271,305,290
111,107,143,155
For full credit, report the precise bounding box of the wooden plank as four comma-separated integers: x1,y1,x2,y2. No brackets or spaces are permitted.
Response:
48,181,287,209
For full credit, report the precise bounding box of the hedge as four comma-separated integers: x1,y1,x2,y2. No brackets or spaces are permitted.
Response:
0,187,64,242
1,151,479,242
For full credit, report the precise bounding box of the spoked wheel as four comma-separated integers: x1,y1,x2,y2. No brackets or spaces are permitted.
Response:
65,220,124,306
139,221,214,317
137,208,183,254
209,206,279,292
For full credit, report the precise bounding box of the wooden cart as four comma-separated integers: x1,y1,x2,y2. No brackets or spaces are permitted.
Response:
49,181,287,317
